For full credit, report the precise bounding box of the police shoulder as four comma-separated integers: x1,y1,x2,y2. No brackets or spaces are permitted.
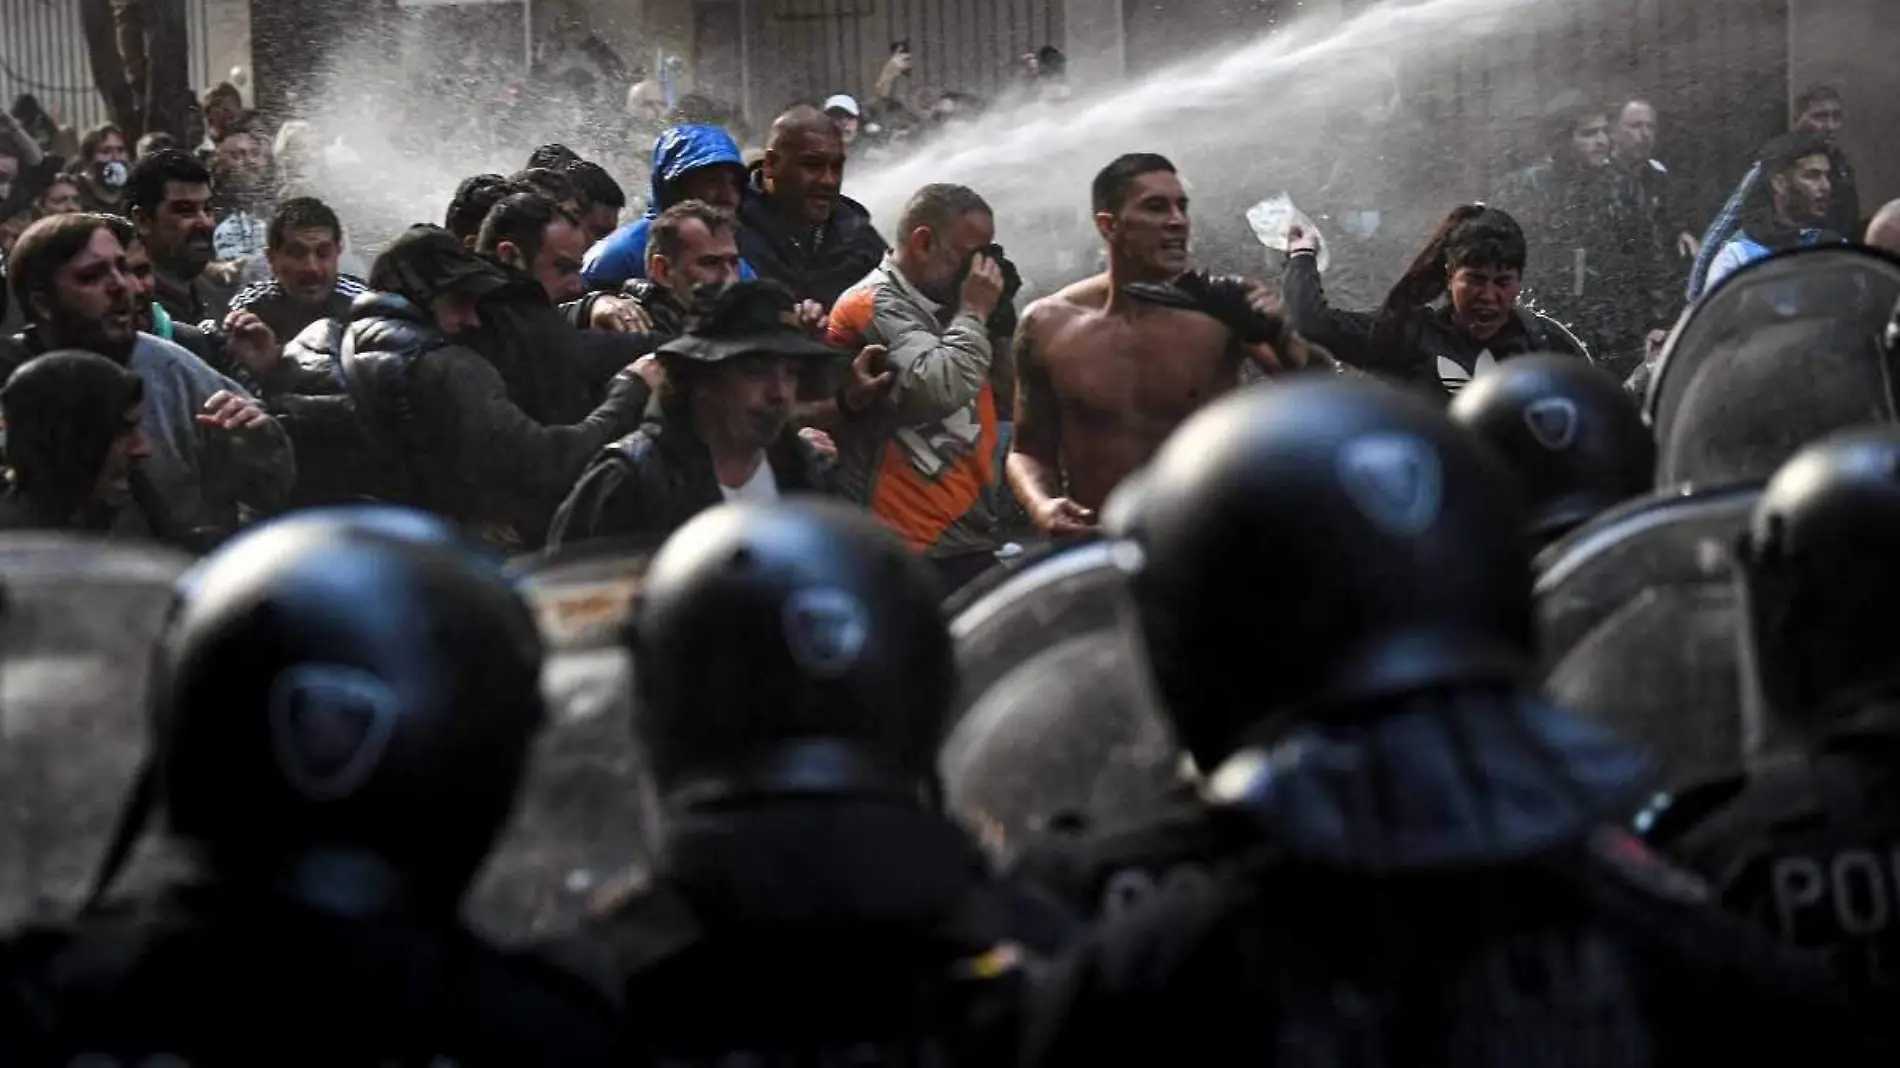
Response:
1634,775,1750,849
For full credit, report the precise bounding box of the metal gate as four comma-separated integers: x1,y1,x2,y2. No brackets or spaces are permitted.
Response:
734,0,1064,119
0,0,213,134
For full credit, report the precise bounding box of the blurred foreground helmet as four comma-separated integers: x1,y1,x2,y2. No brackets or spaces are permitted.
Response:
1109,379,1532,768
1738,427,1900,730
157,507,545,911
630,501,955,801
1650,246,1900,489
1450,355,1654,547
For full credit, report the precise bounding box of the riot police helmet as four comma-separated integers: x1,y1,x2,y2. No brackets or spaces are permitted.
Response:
1108,378,1533,769
1739,426,1900,729
156,506,546,914
629,500,955,804
1450,354,1654,547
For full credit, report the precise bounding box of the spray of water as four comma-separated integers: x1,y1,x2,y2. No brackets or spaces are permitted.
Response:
282,0,1574,299
848,0,1571,300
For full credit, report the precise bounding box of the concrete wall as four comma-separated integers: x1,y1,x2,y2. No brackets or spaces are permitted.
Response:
1788,0,1899,218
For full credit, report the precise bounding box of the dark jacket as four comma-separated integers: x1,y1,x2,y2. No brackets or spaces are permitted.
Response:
1023,690,1865,1066
546,401,832,552
152,263,236,326
1282,253,1590,398
472,270,655,416
225,274,367,349
738,166,888,310
623,278,689,337
583,797,1074,1064
0,885,618,1067
338,292,650,551
270,317,402,506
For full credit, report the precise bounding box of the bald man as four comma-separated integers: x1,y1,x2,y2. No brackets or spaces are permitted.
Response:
1867,200,1900,255
738,106,887,310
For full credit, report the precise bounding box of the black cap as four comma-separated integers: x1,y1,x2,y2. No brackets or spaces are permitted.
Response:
368,224,513,308
656,280,840,364
628,500,954,804
1109,379,1533,768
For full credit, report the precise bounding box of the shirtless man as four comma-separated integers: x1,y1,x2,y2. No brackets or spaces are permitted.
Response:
1007,153,1310,534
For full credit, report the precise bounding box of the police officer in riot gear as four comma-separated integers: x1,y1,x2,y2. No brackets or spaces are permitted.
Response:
1022,379,1857,1066
1449,353,1655,550
0,508,618,1067
589,500,1073,1064
1647,426,1900,995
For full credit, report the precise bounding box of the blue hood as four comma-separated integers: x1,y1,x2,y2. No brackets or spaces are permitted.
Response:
580,125,750,290
648,124,744,215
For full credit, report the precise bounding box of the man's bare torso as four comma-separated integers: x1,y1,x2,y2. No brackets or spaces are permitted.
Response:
1020,274,1246,510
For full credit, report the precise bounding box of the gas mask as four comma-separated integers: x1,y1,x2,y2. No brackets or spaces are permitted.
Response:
97,160,129,189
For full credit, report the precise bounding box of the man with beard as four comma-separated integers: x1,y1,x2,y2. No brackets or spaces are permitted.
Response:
623,199,745,336
547,281,842,549
1706,131,1839,290
739,107,886,309
224,196,364,343
1691,85,1862,300
341,224,650,550
103,213,276,391
0,349,156,534
479,191,588,305
70,122,130,214
129,149,234,324
1007,153,1313,536
7,213,293,540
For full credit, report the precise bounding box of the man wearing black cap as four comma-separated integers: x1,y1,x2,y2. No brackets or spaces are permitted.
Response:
547,281,859,549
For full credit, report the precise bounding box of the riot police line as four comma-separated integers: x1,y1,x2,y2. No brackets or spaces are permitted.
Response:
0,246,1897,1062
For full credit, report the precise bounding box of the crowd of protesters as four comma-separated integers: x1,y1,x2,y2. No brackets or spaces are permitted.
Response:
1,15,1900,1062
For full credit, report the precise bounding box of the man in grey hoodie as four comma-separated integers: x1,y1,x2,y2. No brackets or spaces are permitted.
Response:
7,212,294,543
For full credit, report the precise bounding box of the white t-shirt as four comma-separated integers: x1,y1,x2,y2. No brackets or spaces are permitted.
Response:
719,457,780,503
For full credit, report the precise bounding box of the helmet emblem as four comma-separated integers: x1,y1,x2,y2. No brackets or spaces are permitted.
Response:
783,588,869,677
1524,397,1580,451
268,664,400,801
1338,433,1443,536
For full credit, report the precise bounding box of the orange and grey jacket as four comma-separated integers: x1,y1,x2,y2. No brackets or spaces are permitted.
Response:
827,257,999,558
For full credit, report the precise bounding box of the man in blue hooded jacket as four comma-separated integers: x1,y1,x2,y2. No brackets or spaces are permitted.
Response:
582,124,754,290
